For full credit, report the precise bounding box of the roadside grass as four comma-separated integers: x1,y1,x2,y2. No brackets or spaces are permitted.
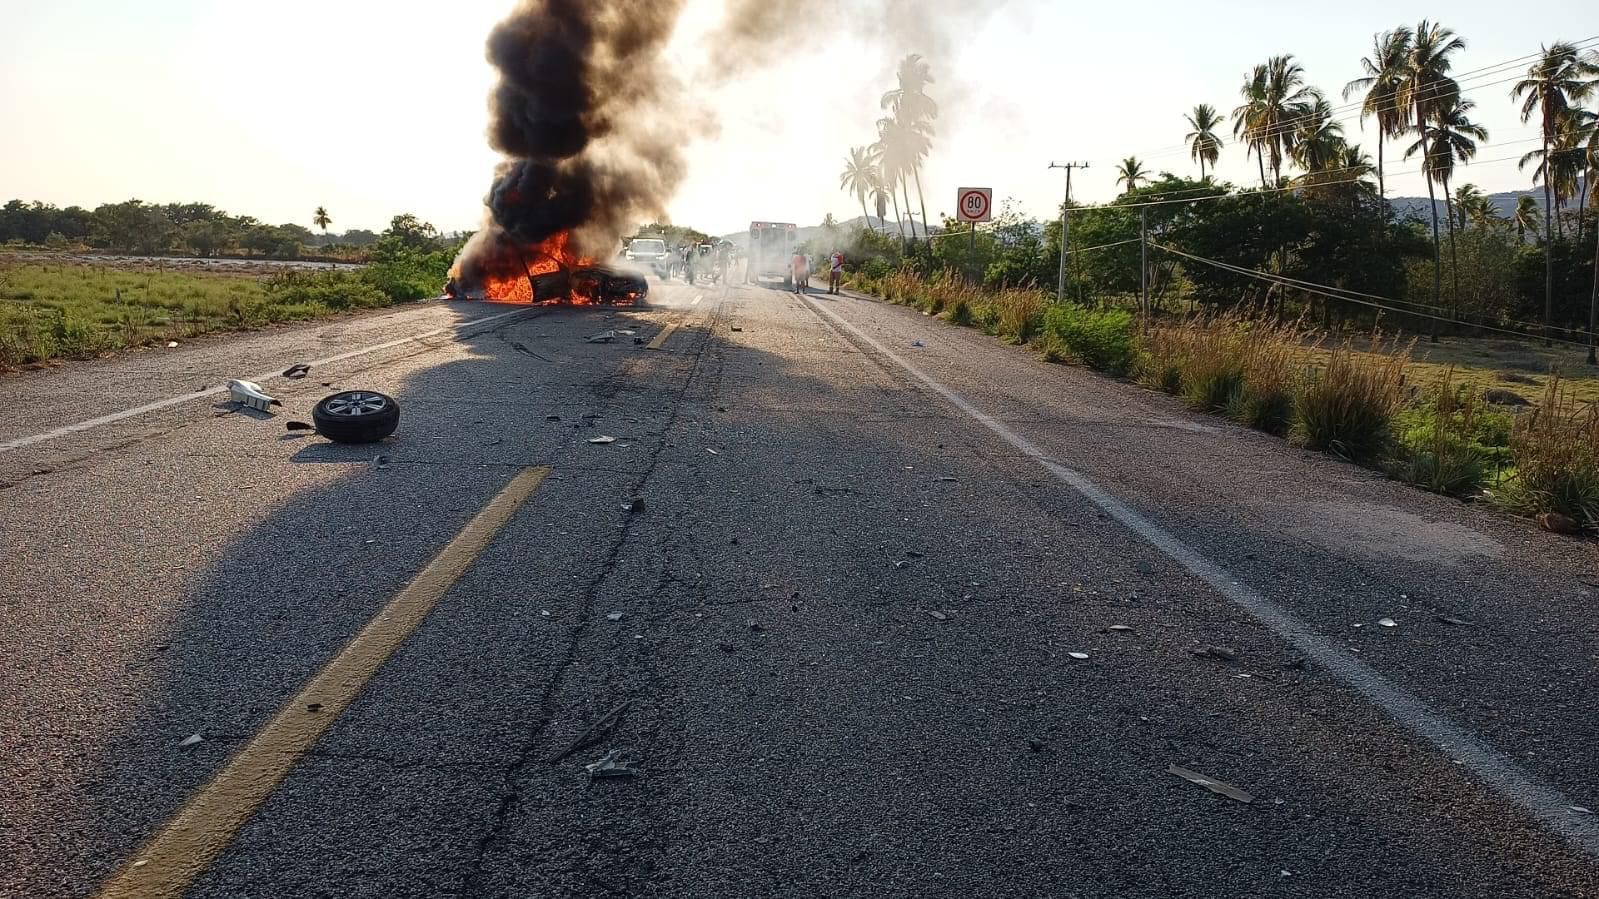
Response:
0,261,394,368
846,266,1599,535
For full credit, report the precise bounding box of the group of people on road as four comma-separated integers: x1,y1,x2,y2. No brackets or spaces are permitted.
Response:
790,249,845,295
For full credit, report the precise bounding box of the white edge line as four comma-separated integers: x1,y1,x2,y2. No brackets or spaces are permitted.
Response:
0,307,531,454
692,294,703,305
802,293,1599,858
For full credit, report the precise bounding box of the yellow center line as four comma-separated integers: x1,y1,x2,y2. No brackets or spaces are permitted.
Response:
98,465,552,899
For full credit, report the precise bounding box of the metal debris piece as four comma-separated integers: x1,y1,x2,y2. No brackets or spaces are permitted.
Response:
929,611,948,621
550,699,635,764
583,749,642,780
936,476,958,482
588,436,618,445
1435,615,1474,627
166,341,179,348
606,612,624,622
178,734,204,748
1167,764,1253,803
1378,618,1397,628
1571,806,1594,815
893,560,909,570
1107,625,1133,632
587,330,618,343
282,363,312,379
1068,652,1090,660
706,448,720,455
226,379,279,412
370,455,391,470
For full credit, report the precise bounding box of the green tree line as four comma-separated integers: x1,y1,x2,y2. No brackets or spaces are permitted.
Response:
0,199,392,260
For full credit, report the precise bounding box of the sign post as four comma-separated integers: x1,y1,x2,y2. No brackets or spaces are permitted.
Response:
956,187,992,255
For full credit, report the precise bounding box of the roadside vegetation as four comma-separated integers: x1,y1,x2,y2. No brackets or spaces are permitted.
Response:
0,215,457,368
822,32,1599,534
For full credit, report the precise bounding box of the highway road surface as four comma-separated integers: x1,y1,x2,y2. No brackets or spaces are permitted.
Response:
4,278,1599,898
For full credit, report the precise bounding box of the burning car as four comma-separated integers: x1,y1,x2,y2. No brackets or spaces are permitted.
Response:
444,230,646,306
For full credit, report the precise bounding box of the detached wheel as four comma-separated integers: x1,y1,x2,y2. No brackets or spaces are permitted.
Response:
312,390,400,444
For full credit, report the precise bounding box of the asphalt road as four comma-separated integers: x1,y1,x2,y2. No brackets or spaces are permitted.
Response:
4,277,1599,898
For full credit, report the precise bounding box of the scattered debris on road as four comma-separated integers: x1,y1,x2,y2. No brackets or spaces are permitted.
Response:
1068,652,1090,660
285,421,315,432
747,619,763,632
1107,625,1133,632
370,455,391,470
588,436,618,445
282,363,312,379
894,560,909,570
1572,806,1594,815
587,330,618,343
936,476,958,483
606,612,624,621
312,390,400,443
929,611,948,621
730,326,743,333
227,379,280,412
178,734,204,749
706,448,720,455
1193,645,1239,662
625,498,647,515
1167,764,1253,803
166,341,179,348
1435,615,1474,627
584,749,642,780
1028,738,1046,753
911,340,925,348
1378,617,1398,628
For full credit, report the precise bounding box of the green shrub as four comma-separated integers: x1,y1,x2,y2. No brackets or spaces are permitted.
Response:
1041,303,1135,374
946,299,973,326
265,271,389,310
1293,340,1411,464
1490,378,1599,529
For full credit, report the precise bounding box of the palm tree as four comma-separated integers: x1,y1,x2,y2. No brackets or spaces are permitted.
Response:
839,146,878,233
1115,156,1149,192
881,54,938,247
1184,104,1224,180
1512,42,1599,344
1291,93,1345,175
1344,27,1415,205
871,122,911,242
867,168,892,234
1408,95,1487,323
1453,183,1483,230
1399,20,1466,315
1514,195,1541,243
1233,64,1271,189
313,206,332,245
1258,55,1315,183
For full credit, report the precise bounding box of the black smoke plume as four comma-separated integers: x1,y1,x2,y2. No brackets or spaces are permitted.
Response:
458,0,687,281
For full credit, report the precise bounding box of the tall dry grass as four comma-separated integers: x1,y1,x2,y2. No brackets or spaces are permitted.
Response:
1493,378,1599,529
1293,336,1412,463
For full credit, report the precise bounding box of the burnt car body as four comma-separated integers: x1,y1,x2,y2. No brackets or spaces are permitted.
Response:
571,266,648,305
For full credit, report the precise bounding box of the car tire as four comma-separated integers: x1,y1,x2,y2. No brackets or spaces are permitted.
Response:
312,390,401,444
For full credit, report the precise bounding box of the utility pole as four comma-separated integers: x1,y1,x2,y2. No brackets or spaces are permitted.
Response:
1140,206,1149,319
1049,162,1089,302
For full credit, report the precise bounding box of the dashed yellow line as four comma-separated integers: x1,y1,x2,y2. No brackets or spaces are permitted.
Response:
98,465,552,899
646,321,681,350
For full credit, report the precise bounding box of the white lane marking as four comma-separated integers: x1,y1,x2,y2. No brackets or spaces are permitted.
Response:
692,294,703,306
803,294,1599,858
0,307,532,454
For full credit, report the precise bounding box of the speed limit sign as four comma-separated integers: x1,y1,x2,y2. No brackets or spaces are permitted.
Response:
957,187,992,223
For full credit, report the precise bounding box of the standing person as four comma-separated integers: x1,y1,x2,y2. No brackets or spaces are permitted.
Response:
791,249,808,294
828,250,844,295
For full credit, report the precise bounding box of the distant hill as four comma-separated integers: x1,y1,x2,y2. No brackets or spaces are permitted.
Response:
1390,177,1587,222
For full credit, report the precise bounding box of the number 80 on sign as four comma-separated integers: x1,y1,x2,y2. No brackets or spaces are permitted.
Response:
956,187,992,223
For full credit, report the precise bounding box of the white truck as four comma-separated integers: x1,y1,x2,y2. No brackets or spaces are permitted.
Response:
745,221,798,287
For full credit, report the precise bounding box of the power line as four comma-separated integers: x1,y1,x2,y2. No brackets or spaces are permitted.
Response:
1104,150,1533,211
1149,241,1596,348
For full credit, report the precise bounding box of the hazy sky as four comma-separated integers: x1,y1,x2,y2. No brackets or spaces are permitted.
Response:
2,0,1593,237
